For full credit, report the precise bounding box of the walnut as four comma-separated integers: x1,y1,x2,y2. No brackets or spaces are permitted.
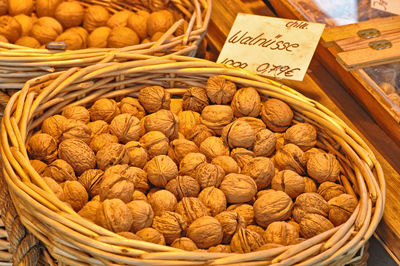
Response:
211,156,239,174
187,216,223,249
195,163,225,189
96,199,133,232
264,221,299,245
221,120,255,149
284,123,317,151
139,131,169,159
199,137,229,160
230,228,265,253
179,152,207,176
328,194,358,226
206,76,236,104
136,228,166,245
60,119,91,144
96,143,129,170
126,200,154,232
31,16,62,44
78,200,101,222
43,177,64,201
318,181,346,201
220,174,257,204
63,181,88,211
107,10,132,28
78,169,104,198
89,98,120,123
178,111,201,138
253,190,293,227
125,141,148,168
227,204,254,226
132,190,147,201
247,225,265,237
261,99,293,132
90,133,118,153
275,133,285,150
126,12,146,40
36,0,61,17
215,211,246,244
230,148,255,169
170,98,183,115
287,220,300,233
0,16,21,43
165,176,200,200
99,173,134,203
271,170,305,199
307,153,340,183
148,190,177,216
118,97,146,119
152,211,187,244
292,192,329,223
27,133,58,163
108,166,149,193
59,139,96,175
87,120,109,138
300,213,334,238
254,129,276,157
30,160,47,175
171,237,198,251
43,159,76,183
231,87,261,117
168,139,198,163
55,1,84,28
15,36,40,48
42,115,68,141
109,26,140,48
117,231,142,241
83,5,110,32
242,157,275,190
109,114,142,143
201,105,234,134
62,105,90,124
144,155,178,187
304,177,317,193
147,10,174,36
304,148,326,162
187,124,215,146
183,87,209,112
274,144,306,175
138,86,170,113
144,110,179,140
236,117,266,133
199,187,227,216
175,197,210,225
208,244,231,253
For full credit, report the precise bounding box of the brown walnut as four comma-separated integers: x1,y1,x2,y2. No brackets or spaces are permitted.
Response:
186,124,215,146
227,204,254,226
182,87,209,112
171,237,198,251
168,139,198,163
89,98,120,123
165,176,200,200
230,148,255,169
96,143,129,170
307,153,340,183
43,159,76,183
264,221,299,245
328,194,358,226
138,86,171,113
110,114,142,143
62,105,90,123
59,138,96,175
136,228,165,245
63,180,88,211
125,141,148,168
28,133,58,163
230,228,265,253
299,213,334,238
253,129,276,157
231,87,261,117
118,97,146,119
152,211,187,244
179,152,207,177
292,192,329,223
199,187,227,216
220,174,257,204
175,197,210,225
211,156,240,174
187,216,223,249
261,99,293,132
284,123,317,151
177,111,201,138
89,133,118,153
206,76,237,104
78,200,101,222
318,181,346,201
96,198,133,233
201,105,234,134
145,155,178,187
221,120,255,149
126,200,154,232
215,211,246,244
139,131,169,159
271,170,305,199
274,144,306,175
99,172,134,203
199,136,229,161
78,169,104,198
144,110,179,140
195,163,225,189
242,157,275,190
148,190,177,216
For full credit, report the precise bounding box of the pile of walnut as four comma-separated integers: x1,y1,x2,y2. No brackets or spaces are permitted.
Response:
0,0,184,49
27,76,358,253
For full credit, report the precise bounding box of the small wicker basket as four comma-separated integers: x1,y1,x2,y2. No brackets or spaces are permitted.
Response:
0,55,385,265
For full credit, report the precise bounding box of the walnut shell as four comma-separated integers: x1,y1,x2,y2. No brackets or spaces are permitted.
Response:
96,199,133,233
292,192,329,223
195,163,225,189
253,190,293,227
27,133,58,163
144,110,179,140
78,200,101,222
14,14,34,36
15,36,40,48
96,143,129,170
125,167,149,193
264,221,299,245
83,5,110,32
318,181,346,201
307,153,340,183
90,133,118,153
199,187,227,216
242,157,275,190
138,86,171,113
88,26,111,48
227,204,254,226
99,173,134,203
165,176,200,200
78,169,104,198
148,190,177,216
54,1,84,29
132,190,148,201
199,136,229,161
125,141,148,168
126,200,154,232
183,87,209,112
41,115,67,141
230,228,265,253
274,144,306,175
147,9,174,37
179,152,207,176
30,160,47,175
175,197,210,225
170,98,183,115
328,194,358,226
119,97,146,119
231,87,261,117
60,119,91,144
230,148,255,169
89,98,120,123
110,114,142,143
186,124,215,146
220,174,257,204
236,117,266,133
0,16,21,43
43,159,76,183
206,76,236,104
8,0,33,16
271,170,305,199
187,216,223,249
211,156,240,174
62,105,90,123
108,26,139,48
168,139,198,163
127,12,147,40
304,177,317,193
299,213,334,238
201,105,234,134
253,129,276,157
87,120,109,138
145,155,178,187
43,177,64,201
215,211,246,244
36,0,61,17
284,123,317,151
139,131,169,159
247,225,265,238
152,211,187,244
221,120,255,149
107,10,132,28
31,16,62,44
178,111,201,138
63,180,88,211
261,99,293,132
136,228,165,245
171,237,198,251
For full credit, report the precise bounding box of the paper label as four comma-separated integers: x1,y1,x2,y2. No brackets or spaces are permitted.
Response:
217,14,325,81
371,0,400,15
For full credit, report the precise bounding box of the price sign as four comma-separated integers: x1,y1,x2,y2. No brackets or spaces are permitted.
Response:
371,0,400,15
217,14,325,81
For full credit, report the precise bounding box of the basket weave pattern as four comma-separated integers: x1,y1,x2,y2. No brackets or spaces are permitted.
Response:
0,55,385,265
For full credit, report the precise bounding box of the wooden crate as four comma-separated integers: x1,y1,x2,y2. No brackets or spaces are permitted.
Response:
270,0,400,147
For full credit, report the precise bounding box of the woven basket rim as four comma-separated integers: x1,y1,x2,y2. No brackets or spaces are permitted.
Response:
1,54,385,265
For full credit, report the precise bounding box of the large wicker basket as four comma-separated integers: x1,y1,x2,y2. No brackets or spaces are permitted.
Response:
1,55,385,265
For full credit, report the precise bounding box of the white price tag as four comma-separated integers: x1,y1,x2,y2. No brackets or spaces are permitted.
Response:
217,14,325,81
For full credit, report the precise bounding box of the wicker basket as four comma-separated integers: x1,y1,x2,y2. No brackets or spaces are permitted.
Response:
1,55,385,265
0,0,211,108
